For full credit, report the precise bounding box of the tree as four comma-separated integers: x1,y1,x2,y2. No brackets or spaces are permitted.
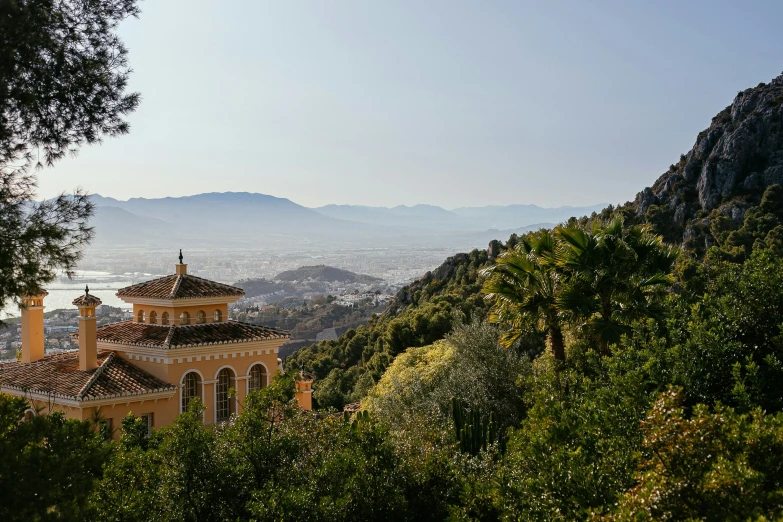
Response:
0,0,140,171
481,229,567,359
555,218,678,355
0,394,109,522
607,388,783,521
0,173,93,318
0,0,140,317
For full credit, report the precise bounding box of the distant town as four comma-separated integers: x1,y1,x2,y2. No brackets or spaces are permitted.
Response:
0,257,403,362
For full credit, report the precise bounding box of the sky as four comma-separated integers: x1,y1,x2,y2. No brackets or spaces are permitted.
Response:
37,1,783,209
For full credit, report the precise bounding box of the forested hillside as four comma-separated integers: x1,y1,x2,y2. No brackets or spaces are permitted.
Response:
289,74,783,410
287,250,490,408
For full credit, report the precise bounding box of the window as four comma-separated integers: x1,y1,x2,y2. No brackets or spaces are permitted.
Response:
161,312,169,325
137,310,145,323
181,372,201,412
180,311,190,325
248,364,267,392
197,310,206,324
149,311,157,324
98,419,113,440
213,309,223,322
140,413,154,436
23,409,35,422
215,368,235,422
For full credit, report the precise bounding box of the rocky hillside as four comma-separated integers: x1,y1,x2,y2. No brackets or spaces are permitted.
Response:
289,72,783,408
632,73,783,251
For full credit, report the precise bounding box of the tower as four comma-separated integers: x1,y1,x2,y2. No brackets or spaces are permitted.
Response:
73,286,102,371
20,291,47,363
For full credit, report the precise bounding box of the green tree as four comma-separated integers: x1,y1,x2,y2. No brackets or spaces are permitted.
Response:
0,394,109,522
0,0,140,317
607,388,783,521
482,229,567,359
87,414,164,522
0,0,140,171
555,218,678,354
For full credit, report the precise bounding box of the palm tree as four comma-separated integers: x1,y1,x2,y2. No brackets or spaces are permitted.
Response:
481,230,567,361
482,219,678,361
555,218,679,355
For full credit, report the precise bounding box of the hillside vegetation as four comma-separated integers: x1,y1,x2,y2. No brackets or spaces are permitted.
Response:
7,74,783,521
289,74,783,410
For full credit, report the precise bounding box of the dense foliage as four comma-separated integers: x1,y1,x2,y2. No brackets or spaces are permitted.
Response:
0,0,140,171
288,248,490,409
3,197,783,519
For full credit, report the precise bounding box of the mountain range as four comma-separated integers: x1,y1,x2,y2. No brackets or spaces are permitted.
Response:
85,193,605,250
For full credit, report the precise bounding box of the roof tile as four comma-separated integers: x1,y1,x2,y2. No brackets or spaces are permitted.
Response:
81,320,289,349
0,352,176,401
117,274,244,300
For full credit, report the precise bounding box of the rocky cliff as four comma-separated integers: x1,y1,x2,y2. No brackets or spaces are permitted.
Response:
632,73,783,251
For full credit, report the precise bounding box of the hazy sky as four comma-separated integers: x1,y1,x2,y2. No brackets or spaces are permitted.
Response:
37,1,783,209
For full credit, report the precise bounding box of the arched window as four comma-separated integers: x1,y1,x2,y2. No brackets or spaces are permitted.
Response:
149,311,158,324
213,309,223,322
248,364,267,392
161,312,169,325
197,310,206,324
137,310,145,323
181,372,201,412
215,368,235,422
180,311,190,325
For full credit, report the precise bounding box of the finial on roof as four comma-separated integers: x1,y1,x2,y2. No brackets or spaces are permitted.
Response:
179,249,183,264
85,285,89,295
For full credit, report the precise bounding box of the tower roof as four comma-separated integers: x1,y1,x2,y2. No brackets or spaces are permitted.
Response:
73,285,102,307
75,320,288,349
116,273,244,301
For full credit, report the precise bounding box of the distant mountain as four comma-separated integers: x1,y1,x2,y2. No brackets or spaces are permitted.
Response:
274,265,382,284
93,192,349,235
87,192,401,249
313,202,605,231
84,192,603,250
89,206,170,245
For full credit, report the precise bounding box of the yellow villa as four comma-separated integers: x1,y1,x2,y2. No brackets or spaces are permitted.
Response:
0,254,313,438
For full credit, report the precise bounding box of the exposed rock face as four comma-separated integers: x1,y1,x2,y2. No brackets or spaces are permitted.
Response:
633,74,783,249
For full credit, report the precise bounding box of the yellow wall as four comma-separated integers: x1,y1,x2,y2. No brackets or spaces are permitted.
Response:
21,306,44,363
108,339,283,423
295,390,313,410
132,304,229,325
80,398,179,439
11,394,178,440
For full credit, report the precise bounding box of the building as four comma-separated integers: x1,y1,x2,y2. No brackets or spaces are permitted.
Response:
0,255,314,438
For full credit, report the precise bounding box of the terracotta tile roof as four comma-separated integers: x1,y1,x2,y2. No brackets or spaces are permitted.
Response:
72,293,103,307
0,352,176,402
80,320,289,349
116,274,244,300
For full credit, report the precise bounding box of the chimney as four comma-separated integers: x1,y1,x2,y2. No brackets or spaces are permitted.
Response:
20,291,47,363
73,286,102,371
176,249,187,275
